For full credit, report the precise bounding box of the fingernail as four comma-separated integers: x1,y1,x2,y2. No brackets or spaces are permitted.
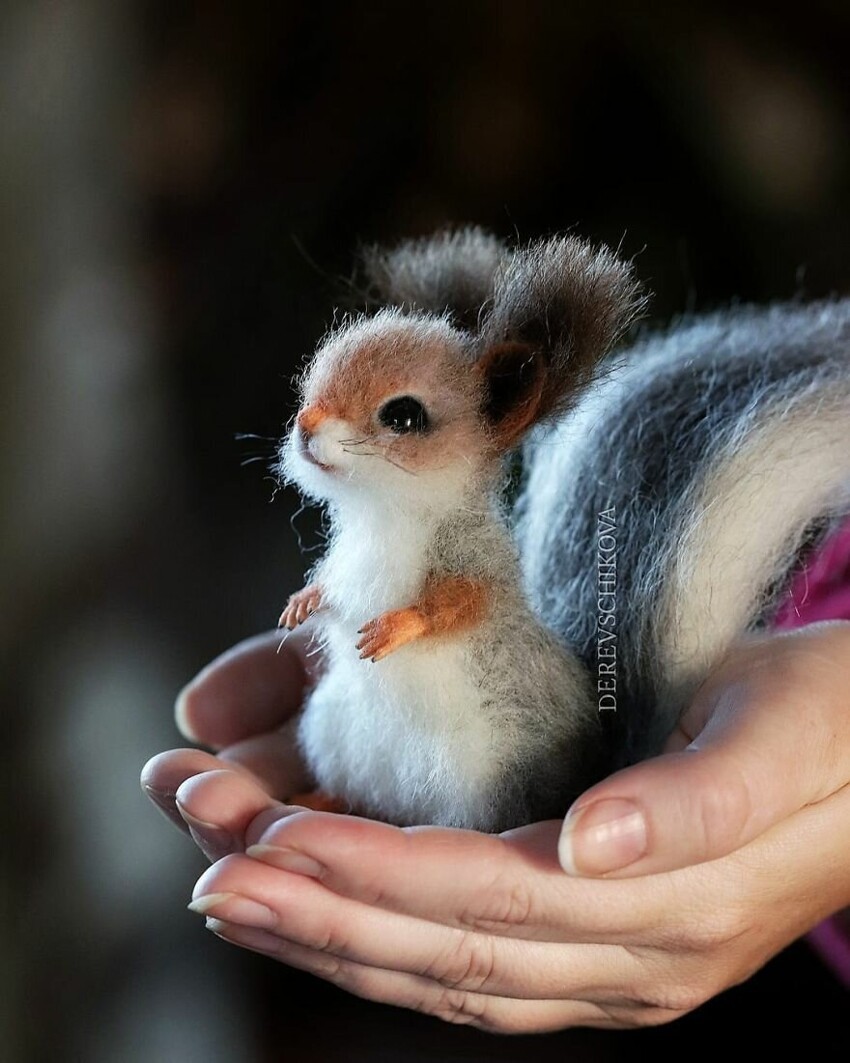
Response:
142,785,186,832
174,684,199,741
188,892,277,930
246,844,324,878
176,802,236,856
559,798,647,876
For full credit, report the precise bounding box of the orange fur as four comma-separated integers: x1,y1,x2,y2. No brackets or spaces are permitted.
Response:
300,317,485,476
288,789,349,814
419,574,490,634
296,405,330,434
355,576,489,661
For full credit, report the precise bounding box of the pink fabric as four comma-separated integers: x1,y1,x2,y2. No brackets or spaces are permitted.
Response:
773,520,850,628
772,518,850,988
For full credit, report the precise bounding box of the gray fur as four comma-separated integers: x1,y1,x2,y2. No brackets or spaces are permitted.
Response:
362,227,505,330
479,236,648,422
427,507,603,828
284,231,645,832
286,227,850,831
365,228,646,422
517,300,850,770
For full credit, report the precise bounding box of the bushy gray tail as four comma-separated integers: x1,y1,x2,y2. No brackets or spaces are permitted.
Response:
518,301,850,765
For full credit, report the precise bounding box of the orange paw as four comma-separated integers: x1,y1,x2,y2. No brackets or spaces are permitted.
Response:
278,584,323,629
288,789,349,814
355,608,428,662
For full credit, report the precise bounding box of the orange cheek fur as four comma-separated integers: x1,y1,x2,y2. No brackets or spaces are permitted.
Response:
385,419,485,474
300,327,484,472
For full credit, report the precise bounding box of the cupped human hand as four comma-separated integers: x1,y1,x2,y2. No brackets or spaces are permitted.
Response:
143,622,850,1032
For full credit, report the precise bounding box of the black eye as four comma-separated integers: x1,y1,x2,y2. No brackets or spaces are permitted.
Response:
377,396,430,434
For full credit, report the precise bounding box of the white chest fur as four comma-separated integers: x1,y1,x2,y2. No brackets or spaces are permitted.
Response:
298,499,511,829
319,502,434,620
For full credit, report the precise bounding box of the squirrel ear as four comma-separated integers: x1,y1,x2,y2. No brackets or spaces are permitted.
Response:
478,235,646,430
477,341,547,448
362,227,505,330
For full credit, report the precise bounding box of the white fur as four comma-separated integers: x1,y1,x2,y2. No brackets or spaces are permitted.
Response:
281,408,477,516
299,616,505,829
658,400,850,699
283,411,595,829
283,416,509,827
296,484,520,828
519,301,850,764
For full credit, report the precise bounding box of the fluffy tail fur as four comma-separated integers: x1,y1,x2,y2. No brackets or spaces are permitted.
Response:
518,301,850,766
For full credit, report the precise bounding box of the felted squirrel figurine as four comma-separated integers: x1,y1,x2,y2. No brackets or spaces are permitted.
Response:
278,229,850,833
277,229,645,831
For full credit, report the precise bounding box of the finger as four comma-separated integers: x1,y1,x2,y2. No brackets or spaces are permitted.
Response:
143,744,311,857
240,811,672,944
186,854,638,1001
559,621,850,878
175,629,316,748
217,718,312,799
141,722,309,838
141,748,262,834
174,769,298,861
204,921,618,1032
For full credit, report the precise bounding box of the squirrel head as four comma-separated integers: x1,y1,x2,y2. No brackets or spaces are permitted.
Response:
280,228,646,512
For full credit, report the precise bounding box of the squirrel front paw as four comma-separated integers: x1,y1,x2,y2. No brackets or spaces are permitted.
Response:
356,608,429,662
278,584,323,629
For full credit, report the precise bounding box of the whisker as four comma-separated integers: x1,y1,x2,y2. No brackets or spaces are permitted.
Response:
289,499,325,553
305,630,329,658
338,437,377,447
264,475,283,503
341,446,416,475
382,453,417,476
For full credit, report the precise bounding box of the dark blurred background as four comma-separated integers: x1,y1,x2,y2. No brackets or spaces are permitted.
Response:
3,2,849,1060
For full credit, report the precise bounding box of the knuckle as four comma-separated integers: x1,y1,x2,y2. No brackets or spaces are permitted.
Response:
635,980,711,1015
300,948,345,983
679,906,749,952
628,1003,697,1028
464,872,535,932
429,986,503,1031
426,931,496,993
689,757,754,856
474,1007,531,1036
326,958,383,1001
473,1002,562,1036
310,919,351,958
619,948,731,1016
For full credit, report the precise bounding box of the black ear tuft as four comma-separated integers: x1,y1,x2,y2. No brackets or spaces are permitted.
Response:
362,227,505,330
477,341,546,448
478,236,647,429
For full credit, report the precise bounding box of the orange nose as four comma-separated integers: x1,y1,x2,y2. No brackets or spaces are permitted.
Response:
297,405,326,436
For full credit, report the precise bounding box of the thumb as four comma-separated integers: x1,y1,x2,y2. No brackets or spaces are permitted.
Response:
558,622,850,878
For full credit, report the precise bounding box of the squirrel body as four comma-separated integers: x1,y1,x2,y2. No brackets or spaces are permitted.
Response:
278,293,615,831
278,229,850,831
297,495,596,832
